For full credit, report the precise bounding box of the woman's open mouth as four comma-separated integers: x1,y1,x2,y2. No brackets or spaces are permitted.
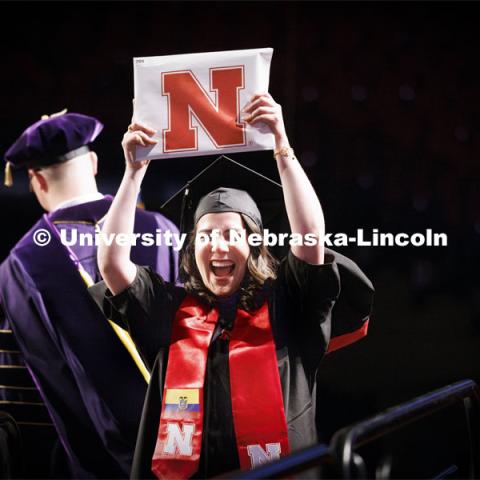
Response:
210,260,235,277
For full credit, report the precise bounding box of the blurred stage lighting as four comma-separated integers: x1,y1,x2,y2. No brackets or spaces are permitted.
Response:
399,84,415,101
351,85,368,102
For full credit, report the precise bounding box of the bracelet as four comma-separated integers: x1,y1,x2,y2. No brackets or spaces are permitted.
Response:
273,146,294,159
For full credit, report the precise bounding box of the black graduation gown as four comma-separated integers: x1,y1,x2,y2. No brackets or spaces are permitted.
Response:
91,248,374,478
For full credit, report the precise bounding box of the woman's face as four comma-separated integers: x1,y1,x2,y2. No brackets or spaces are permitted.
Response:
195,212,250,297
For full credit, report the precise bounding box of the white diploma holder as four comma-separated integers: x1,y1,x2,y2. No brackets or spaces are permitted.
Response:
133,48,274,161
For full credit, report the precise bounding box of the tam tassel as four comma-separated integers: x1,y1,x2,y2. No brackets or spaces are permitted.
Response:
4,161,13,187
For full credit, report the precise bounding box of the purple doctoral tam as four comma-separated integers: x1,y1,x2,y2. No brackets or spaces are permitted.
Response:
5,112,104,170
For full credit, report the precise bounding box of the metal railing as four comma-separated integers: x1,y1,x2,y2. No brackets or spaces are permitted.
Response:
331,379,480,479
219,379,480,479
220,443,332,479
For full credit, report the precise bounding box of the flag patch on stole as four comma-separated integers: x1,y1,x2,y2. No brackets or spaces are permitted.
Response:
164,388,200,412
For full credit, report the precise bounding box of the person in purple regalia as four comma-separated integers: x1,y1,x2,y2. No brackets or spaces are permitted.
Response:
0,111,179,478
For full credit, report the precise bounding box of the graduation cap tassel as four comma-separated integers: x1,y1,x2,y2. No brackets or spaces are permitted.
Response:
180,184,190,234
4,161,13,187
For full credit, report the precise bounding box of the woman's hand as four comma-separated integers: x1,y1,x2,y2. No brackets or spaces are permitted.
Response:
243,93,289,147
122,121,157,173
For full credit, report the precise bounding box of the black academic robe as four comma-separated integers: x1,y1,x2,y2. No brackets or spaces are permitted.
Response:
92,248,373,479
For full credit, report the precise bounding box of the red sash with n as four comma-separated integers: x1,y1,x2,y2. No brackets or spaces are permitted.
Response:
151,295,290,479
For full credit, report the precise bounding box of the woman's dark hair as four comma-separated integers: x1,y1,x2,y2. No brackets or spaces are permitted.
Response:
180,213,278,311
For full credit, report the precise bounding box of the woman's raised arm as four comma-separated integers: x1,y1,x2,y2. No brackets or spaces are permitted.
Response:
243,93,325,265
97,122,157,294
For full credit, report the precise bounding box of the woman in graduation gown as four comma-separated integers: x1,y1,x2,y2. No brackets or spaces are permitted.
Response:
93,93,374,479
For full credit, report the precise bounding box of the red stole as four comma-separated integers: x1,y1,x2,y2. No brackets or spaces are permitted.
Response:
151,295,290,479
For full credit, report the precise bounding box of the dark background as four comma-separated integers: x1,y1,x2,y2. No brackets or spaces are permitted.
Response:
1,0,479,454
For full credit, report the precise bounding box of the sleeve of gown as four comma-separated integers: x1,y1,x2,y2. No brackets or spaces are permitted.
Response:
88,266,179,369
323,248,374,353
283,247,374,372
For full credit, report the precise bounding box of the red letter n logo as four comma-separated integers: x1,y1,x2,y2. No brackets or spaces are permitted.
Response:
162,66,246,153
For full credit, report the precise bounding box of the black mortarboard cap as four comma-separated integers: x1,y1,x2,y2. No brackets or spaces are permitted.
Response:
4,110,103,186
194,187,263,230
160,155,290,258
